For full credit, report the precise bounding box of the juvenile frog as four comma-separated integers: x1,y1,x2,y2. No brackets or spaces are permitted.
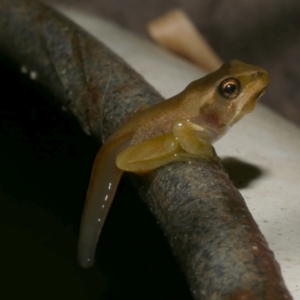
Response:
78,60,269,268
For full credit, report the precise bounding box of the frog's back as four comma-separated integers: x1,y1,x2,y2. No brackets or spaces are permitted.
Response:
109,93,186,145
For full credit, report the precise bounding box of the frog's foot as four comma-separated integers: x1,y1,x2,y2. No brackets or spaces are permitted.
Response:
176,143,214,157
116,134,182,173
174,146,220,163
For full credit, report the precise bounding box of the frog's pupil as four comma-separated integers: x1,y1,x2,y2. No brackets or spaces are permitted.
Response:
225,84,236,94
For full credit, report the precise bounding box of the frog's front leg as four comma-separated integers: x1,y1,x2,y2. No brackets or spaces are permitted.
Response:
172,120,214,157
116,122,215,174
116,133,183,173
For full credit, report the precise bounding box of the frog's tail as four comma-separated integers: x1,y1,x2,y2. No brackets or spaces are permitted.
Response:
77,134,132,268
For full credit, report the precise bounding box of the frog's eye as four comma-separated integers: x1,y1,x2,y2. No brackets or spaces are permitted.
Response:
219,78,240,99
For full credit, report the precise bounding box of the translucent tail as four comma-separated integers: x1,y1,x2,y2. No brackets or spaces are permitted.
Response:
78,134,132,268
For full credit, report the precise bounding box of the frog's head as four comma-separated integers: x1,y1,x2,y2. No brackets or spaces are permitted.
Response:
186,60,269,129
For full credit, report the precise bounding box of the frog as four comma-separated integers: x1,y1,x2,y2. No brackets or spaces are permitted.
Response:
77,60,269,268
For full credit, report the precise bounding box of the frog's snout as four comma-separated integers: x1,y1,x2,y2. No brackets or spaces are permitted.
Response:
253,70,269,86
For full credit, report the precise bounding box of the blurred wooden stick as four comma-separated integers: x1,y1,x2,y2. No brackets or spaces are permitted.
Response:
147,9,223,72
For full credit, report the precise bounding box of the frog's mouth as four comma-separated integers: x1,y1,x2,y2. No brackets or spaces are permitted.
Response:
242,89,266,115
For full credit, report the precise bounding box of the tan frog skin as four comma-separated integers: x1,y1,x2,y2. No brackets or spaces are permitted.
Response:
77,60,269,268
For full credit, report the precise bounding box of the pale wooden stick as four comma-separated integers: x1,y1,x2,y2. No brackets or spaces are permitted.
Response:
147,9,223,72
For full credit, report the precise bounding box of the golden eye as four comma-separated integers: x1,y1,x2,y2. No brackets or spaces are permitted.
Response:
218,78,240,99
